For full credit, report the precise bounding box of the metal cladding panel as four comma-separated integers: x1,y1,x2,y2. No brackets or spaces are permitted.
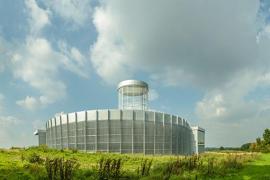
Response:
134,110,144,120
122,110,133,120
178,117,182,126
181,119,185,126
50,118,55,127
155,112,163,123
56,116,61,125
110,110,121,120
77,111,86,122
61,114,67,124
164,114,171,124
178,118,181,126
145,111,154,121
45,109,200,155
172,116,177,124
99,110,108,120
87,110,96,121
69,113,76,123
38,131,46,145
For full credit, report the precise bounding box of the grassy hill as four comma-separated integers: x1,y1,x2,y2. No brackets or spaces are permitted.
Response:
0,146,269,179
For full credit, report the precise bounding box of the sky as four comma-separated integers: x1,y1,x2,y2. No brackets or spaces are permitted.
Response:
1,0,270,148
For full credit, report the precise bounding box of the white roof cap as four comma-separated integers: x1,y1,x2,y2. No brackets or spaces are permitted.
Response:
118,80,148,90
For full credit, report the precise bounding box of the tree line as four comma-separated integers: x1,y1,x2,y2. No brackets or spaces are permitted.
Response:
241,128,270,152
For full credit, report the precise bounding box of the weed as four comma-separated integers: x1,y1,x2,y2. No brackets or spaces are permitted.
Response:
137,159,153,177
222,154,243,170
21,153,25,162
71,149,78,153
23,163,46,178
98,157,122,179
45,157,79,180
205,157,216,176
28,152,44,164
162,155,203,179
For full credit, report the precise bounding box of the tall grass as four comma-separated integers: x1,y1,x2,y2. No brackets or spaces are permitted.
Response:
137,159,153,177
153,153,256,179
0,147,258,179
98,157,122,179
45,157,79,180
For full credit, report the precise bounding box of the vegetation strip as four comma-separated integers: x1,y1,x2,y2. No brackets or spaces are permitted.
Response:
1,146,268,179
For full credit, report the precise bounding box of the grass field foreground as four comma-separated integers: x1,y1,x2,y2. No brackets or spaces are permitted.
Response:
0,146,269,179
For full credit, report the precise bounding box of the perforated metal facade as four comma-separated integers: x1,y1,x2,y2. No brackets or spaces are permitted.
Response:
45,109,194,155
118,80,149,110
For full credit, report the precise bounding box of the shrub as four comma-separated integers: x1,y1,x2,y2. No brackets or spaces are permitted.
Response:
28,152,44,164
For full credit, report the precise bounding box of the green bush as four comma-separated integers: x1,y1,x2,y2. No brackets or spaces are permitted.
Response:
28,152,44,164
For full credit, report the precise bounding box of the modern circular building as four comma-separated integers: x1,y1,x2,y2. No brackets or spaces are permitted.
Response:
35,80,205,155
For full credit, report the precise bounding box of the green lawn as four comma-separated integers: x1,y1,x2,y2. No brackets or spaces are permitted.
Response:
0,147,269,179
237,153,270,180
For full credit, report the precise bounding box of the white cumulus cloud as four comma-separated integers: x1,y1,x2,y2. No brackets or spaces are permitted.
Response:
11,0,90,110
12,36,89,109
196,71,270,146
42,0,92,27
91,0,270,87
16,96,40,111
25,0,50,34
91,0,270,146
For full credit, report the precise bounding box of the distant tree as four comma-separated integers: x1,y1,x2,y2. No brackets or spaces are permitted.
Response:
249,143,257,152
256,137,262,146
263,129,270,145
219,146,225,150
241,143,251,151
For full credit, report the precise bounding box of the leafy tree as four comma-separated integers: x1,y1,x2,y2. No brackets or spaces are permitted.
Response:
263,129,270,145
256,138,262,145
241,143,251,151
219,146,225,150
249,143,257,151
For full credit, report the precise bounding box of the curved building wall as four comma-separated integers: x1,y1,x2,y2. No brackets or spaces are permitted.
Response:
45,109,193,155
